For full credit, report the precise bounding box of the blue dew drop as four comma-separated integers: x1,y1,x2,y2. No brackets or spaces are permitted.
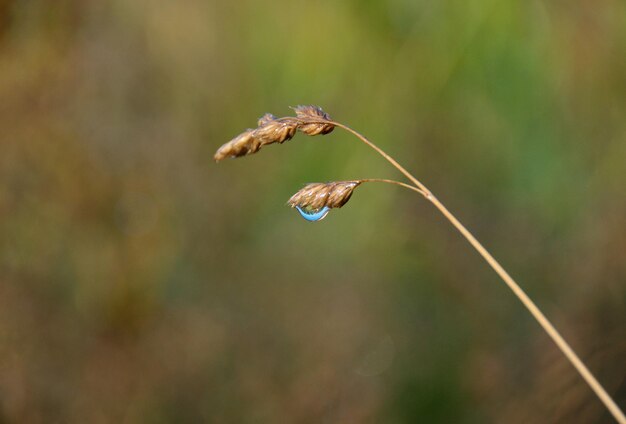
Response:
295,205,331,222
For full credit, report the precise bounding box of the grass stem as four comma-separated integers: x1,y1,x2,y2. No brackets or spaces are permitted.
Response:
333,120,626,424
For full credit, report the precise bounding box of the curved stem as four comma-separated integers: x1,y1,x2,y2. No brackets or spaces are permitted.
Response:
333,121,626,423
358,178,427,197
329,122,432,197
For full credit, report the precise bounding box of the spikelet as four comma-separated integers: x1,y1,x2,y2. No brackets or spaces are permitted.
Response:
252,115,299,145
293,105,335,135
213,129,259,161
214,114,299,161
214,106,334,162
288,181,361,210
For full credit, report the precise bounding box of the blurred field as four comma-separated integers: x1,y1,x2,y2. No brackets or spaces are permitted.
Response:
1,0,625,422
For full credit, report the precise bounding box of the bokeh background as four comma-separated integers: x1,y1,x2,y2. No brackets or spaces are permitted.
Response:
1,0,625,422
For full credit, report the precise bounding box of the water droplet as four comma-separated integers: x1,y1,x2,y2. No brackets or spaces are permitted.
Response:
295,206,330,222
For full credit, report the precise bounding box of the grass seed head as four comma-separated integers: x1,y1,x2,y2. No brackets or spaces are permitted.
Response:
294,105,335,135
214,114,300,162
253,115,298,145
213,129,259,161
288,181,361,210
214,106,334,162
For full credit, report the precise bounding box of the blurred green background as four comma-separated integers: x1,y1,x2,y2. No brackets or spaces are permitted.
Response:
1,0,625,422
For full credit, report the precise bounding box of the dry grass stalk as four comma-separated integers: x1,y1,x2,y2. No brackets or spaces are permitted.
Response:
215,106,626,424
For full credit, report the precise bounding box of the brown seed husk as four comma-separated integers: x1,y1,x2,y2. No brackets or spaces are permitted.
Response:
214,114,301,161
214,106,335,162
288,181,361,210
253,116,299,144
294,105,335,135
213,129,260,161
257,113,276,127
